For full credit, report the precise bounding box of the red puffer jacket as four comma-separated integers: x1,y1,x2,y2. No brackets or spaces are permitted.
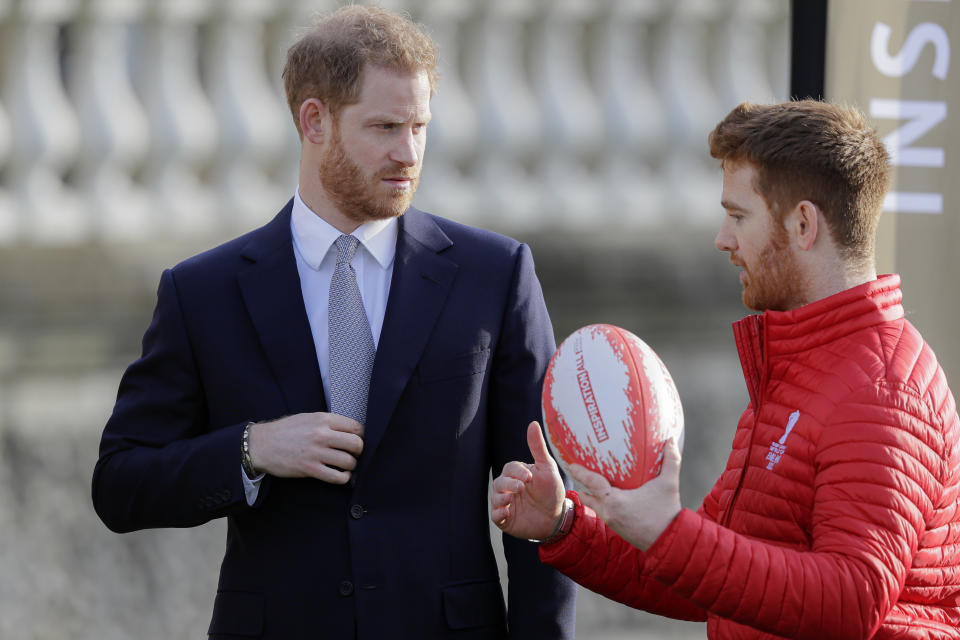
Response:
541,275,960,638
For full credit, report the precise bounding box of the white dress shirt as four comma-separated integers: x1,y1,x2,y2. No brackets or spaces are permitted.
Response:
243,190,398,503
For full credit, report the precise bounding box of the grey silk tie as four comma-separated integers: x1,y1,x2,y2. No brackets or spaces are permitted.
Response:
328,234,376,424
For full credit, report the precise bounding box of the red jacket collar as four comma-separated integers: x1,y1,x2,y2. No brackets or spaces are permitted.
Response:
758,274,904,356
731,275,905,406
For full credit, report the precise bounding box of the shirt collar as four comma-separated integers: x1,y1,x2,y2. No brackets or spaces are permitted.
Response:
291,189,398,271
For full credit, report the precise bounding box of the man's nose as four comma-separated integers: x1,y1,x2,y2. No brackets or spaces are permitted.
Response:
715,224,735,253
389,131,419,167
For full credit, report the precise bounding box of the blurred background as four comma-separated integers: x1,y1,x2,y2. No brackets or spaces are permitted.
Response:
0,0,791,637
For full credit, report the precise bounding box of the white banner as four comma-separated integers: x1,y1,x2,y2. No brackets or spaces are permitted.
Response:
826,0,959,377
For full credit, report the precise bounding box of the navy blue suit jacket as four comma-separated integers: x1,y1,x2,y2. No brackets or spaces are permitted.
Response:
92,203,576,639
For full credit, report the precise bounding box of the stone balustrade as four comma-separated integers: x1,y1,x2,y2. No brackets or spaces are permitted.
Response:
0,0,789,245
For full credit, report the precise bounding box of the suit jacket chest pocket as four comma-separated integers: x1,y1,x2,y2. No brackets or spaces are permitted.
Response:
418,348,490,383
416,348,491,437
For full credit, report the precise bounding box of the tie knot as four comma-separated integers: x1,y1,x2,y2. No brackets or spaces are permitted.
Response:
334,235,360,265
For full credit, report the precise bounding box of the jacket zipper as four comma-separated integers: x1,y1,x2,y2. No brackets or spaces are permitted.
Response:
722,314,766,528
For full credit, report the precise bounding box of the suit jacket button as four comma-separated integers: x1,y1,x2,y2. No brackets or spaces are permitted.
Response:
339,581,354,596
350,504,364,519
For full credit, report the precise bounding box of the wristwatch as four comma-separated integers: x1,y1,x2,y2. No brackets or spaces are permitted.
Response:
531,498,575,545
241,422,260,479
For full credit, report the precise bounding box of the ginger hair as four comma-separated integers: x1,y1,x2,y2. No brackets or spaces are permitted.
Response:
709,100,890,267
283,5,439,137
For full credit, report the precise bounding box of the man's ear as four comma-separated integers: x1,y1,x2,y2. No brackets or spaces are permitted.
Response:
788,200,820,251
299,98,329,144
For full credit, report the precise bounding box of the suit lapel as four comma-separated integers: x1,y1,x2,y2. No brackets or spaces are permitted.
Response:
357,208,457,476
237,201,327,416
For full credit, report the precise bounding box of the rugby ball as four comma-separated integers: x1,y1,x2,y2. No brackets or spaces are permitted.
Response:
542,324,684,489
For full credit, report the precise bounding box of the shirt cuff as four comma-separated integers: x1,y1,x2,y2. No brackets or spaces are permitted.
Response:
241,466,265,505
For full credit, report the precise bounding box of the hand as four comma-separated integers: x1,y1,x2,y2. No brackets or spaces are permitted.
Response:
247,412,364,484
491,422,566,540
570,438,682,551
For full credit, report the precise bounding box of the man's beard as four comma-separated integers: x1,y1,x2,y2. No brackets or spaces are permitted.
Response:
739,227,806,312
319,127,419,225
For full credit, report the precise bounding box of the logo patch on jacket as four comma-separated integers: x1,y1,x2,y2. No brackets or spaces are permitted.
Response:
765,410,800,470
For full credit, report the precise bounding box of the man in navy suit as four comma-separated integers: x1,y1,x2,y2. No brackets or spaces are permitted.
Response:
92,5,575,639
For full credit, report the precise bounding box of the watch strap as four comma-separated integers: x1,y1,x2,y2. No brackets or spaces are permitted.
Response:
241,422,259,479
532,497,575,545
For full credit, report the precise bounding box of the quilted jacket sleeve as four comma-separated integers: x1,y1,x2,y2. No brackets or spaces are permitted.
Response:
642,381,949,639
539,491,707,622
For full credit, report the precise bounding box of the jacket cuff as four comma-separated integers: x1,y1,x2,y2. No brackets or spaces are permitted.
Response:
642,508,701,583
538,490,588,562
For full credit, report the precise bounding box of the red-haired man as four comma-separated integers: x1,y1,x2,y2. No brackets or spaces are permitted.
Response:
493,100,960,639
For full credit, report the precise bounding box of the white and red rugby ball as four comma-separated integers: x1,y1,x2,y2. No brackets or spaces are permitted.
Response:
542,324,684,490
